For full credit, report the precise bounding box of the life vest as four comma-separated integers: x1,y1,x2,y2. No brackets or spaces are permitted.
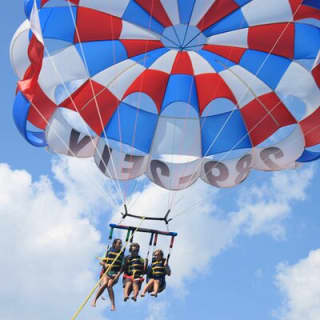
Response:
150,258,166,278
125,255,145,279
104,248,124,273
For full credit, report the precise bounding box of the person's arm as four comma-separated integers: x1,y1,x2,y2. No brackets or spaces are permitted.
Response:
111,256,126,283
99,258,108,268
143,258,148,274
118,255,126,275
113,270,121,282
123,256,129,274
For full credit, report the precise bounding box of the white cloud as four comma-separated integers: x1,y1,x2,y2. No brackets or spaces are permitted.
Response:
145,301,169,320
51,156,122,216
108,166,315,295
231,167,314,239
275,249,320,320
110,179,238,292
255,268,263,279
0,155,315,320
0,161,109,320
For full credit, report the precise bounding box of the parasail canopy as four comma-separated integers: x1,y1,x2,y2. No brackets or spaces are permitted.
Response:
10,0,320,191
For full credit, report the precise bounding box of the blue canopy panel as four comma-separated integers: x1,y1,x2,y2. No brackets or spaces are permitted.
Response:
197,49,236,72
13,91,47,147
24,0,41,18
122,1,164,35
38,6,77,43
239,50,291,90
103,102,158,154
178,0,196,25
203,8,249,37
75,41,128,77
233,0,253,6
172,24,195,47
294,24,320,60
297,150,320,162
161,74,199,116
201,110,252,156
131,48,169,68
303,0,320,10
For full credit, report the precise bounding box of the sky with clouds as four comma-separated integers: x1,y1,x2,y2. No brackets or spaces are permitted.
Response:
1,2,320,320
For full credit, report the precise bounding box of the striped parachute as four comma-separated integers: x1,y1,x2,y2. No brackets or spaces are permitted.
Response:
10,0,320,190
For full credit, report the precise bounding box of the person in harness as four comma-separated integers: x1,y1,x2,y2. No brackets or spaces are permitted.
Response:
141,249,171,298
91,239,124,311
123,242,147,301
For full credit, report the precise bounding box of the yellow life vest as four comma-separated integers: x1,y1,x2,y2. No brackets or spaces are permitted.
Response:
126,255,144,278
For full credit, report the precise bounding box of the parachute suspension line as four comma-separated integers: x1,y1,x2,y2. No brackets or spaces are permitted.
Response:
216,59,280,125
171,9,299,208
120,205,175,261
124,0,159,204
66,2,127,207
169,198,207,221
195,8,303,162
71,54,153,207
25,2,121,208
222,3,303,127
213,12,297,128
165,35,204,212
70,2,127,206
126,177,147,211
171,99,285,221
172,111,320,221
253,3,303,81
166,54,206,210
24,97,120,208
171,97,305,221
169,43,301,223
198,5,302,163
185,1,197,45
32,6,122,209
166,8,249,213
71,216,147,320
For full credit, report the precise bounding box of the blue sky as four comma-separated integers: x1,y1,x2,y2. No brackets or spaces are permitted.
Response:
1,2,320,320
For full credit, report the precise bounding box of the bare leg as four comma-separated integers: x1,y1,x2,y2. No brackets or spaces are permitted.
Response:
141,280,154,297
107,279,116,311
151,280,160,297
132,280,140,301
91,277,108,307
124,281,132,301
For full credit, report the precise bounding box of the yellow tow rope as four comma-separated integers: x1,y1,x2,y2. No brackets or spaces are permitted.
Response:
71,217,146,320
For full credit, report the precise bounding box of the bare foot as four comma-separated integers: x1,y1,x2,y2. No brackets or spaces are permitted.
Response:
111,304,116,311
91,301,96,307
